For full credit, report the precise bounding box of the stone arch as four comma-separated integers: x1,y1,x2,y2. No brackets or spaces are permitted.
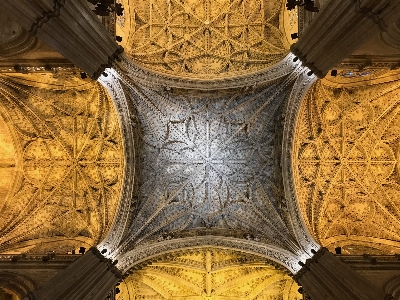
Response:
281,66,320,253
117,246,302,300
0,271,36,300
115,235,303,274
97,69,139,255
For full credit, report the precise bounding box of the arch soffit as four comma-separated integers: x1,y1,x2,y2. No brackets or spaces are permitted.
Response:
115,51,300,91
115,235,304,274
97,69,138,255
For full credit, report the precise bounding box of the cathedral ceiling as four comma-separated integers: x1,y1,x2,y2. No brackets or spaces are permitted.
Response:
0,74,124,254
117,0,291,79
115,75,303,257
117,249,301,300
293,73,400,255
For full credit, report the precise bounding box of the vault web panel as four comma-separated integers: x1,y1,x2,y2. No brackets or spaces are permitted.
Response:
126,0,287,78
126,80,296,250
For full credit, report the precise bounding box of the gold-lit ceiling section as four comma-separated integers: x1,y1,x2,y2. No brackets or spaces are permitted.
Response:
0,74,124,254
293,75,400,255
118,0,289,78
117,249,301,299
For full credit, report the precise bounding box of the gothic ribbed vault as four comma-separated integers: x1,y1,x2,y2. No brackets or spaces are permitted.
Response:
116,0,295,79
118,248,301,300
293,73,400,255
0,73,124,254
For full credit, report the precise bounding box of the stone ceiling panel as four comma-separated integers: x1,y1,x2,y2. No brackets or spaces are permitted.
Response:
0,74,124,254
118,76,301,254
118,248,301,300
121,0,289,79
293,76,400,255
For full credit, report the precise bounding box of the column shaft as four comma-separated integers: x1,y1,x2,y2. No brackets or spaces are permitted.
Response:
2,0,123,79
291,0,400,77
294,248,386,300
32,249,122,300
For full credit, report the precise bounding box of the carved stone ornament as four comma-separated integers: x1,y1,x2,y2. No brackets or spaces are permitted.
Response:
95,57,319,275
118,248,302,299
114,51,299,91
0,74,124,254
123,0,288,79
293,77,400,255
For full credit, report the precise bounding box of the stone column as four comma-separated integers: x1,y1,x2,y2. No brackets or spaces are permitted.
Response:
291,0,400,77
2,0,123,79
29,248,122,300
294,248,386,300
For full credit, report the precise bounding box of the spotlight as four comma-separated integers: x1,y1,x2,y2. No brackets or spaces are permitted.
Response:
291,33,298,40
116,36,123,42
79,247,86,254
293,56,299,62
335,247,342,254
80,72,87,79
307,70,314,76
331,70,338,77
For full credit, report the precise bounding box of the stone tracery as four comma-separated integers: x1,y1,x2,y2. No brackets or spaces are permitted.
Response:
0,74,124,254
293,78,400,254
124,0,288,78
114,76,303,257
118,249,302,300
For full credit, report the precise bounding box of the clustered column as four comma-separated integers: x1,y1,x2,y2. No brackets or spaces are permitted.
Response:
2,0,123,79
291,0,400,77
28,248,122,300
294,248,389,300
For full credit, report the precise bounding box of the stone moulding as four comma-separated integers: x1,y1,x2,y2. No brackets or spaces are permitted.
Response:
114,52,299,91
281,67,320,254
91,247,124,279
97,69,138,256
115,235,302,274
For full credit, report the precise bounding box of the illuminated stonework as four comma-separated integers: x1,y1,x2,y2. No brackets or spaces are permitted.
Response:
125,0,287,78
0,74,124,254
293,79,400,254
123,78,298,251
118,249,301,299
